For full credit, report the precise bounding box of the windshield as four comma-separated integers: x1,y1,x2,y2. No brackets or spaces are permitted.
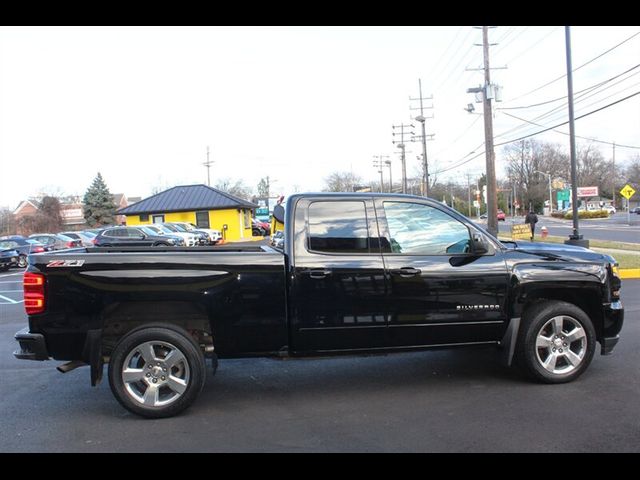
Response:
139,227,157,236
170,224,188,232
162,224,179,232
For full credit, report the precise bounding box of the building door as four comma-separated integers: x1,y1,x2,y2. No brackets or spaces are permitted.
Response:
196,211,210,228
152,215,165,224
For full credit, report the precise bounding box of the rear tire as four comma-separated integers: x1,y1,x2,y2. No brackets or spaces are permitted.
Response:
108,326,206,418
515,300,596,384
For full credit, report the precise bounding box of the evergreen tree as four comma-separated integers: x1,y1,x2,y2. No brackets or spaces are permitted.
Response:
83,172,117,227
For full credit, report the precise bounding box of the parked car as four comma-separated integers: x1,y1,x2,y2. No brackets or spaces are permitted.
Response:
164,223,208,245
137,225,185,246
60,231,96,247
93,227,180,247
159,223,199,246
630,206,640,214
28,233,82,250
0,247,19,271
602,205,616,215
270,230,284,249
252,218,269,236
171,222,222,245
497,209,506,221
0,238,47,268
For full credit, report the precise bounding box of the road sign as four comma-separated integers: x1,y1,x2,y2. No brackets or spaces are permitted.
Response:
620,184,636,200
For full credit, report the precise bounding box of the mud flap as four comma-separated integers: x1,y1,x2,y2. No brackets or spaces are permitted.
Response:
82,329,104,386
500,317,520,367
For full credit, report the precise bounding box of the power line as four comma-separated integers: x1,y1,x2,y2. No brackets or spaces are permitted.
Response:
505,29,640,103
435,89,640,174
494,65,640,141
500,111,640,149
497,63,640,110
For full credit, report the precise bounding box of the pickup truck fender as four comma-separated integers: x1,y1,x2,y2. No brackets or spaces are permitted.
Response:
499,261,608,366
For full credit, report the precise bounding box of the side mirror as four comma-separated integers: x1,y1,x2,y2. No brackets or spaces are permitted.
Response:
471,232,489,255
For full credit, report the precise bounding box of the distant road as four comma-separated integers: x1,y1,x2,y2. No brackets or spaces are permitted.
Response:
487,213,640,244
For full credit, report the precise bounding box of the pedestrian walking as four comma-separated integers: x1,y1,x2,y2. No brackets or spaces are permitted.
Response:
525,210,538,241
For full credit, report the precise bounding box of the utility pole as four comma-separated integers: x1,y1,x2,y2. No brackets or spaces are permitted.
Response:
373,155,390,193
481,26,497,236
467,173,472,217
203,145,214,187
386,159,393,192
612,142,616,209
392,123,415,194
410,79,434,197
564,26,588,248
466,26,505,236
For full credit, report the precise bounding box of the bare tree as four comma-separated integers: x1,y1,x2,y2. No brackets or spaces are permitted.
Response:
322,171,363,192
215,178,252,200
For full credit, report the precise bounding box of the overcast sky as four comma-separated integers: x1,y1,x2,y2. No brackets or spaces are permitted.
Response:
1,26,638,209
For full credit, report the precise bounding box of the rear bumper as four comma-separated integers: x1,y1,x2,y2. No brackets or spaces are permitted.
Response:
13,327,50,360
601,300,624,355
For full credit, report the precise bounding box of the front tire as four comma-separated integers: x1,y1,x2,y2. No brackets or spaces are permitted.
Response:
17,255,27,268
516,300,596,384
108,326,206,418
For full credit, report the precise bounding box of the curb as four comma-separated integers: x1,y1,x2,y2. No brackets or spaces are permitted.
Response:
619,268,640,279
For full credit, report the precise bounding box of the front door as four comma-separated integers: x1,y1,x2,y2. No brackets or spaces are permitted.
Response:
289,198,388,353
376,199,509,348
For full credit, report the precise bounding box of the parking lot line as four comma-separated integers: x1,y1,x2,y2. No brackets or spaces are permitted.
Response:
0,294,20,304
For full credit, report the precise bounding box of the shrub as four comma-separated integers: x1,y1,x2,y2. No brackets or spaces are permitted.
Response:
563,210,610,220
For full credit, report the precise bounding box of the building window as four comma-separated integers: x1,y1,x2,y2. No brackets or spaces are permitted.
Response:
243,210,251,229
152,214,165,224
140,214,149,222
196,211,210,228
307,201,369,254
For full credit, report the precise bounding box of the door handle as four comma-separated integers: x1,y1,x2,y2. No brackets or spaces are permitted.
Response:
390,267,422,276
308,269,332,279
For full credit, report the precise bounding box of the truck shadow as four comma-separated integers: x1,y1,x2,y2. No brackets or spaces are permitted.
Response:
198,347,526,406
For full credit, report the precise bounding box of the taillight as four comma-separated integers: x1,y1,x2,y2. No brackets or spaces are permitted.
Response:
66,241,74,248
23,272,45,315
33,246,44,253
92,238,97,245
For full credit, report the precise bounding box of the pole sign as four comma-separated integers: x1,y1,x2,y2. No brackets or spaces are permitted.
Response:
576,186,598,197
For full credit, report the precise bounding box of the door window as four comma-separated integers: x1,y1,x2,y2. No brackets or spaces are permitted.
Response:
383,202,471,255
307,201,369,254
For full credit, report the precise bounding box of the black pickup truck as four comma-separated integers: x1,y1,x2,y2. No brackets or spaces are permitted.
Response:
14,193,624,418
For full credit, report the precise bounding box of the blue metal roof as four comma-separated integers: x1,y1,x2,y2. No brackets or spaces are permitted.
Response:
117,184,257,215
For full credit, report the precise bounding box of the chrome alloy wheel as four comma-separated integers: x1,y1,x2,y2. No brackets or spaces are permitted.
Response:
121,341,190,407
535,315,587,375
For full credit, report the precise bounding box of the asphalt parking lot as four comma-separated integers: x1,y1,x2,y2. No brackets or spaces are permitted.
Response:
1,268,639,452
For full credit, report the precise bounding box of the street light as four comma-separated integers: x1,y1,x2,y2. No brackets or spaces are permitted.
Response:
534,170,553,216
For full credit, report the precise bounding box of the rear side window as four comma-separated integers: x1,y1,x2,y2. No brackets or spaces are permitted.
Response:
104,229,124,237
307,201,369,254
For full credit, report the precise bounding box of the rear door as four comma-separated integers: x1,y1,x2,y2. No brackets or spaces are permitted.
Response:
289,197,388,353
376,199,509,347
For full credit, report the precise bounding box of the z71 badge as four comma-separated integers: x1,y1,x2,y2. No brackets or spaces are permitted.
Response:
46,260,85,267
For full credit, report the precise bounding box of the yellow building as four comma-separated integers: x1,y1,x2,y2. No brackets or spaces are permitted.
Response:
117,184,257,242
